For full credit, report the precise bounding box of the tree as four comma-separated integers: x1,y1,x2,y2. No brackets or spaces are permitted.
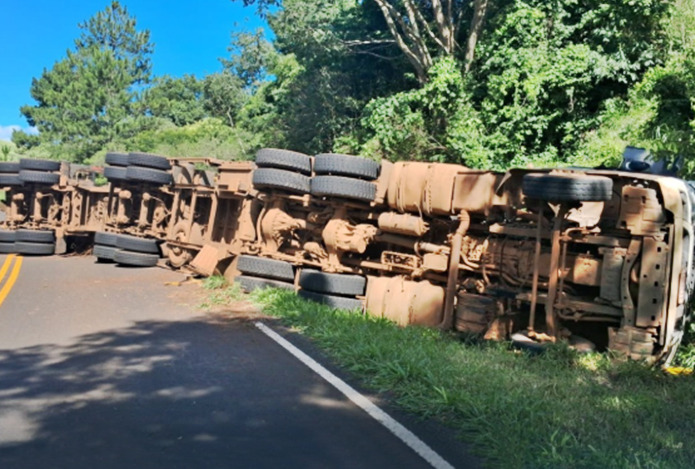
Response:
576,0,695,172
221,29,276,90
469,0,671,167
372,0,491,82
362,57,490,164
74,1,152,84
234,0,491,82
15,1,153,162
203,72,248,127
143,75,206,126
233,0,412,153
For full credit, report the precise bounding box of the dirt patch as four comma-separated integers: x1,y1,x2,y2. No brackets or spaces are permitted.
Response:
205,300,272,321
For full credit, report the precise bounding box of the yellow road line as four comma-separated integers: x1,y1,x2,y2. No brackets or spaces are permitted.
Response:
0,254,16,285
0,255,22,308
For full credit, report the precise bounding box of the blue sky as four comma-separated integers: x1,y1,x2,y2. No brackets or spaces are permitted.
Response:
0,0,267,141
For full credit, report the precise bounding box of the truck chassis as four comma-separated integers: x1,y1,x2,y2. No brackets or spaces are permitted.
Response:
0,148,692,364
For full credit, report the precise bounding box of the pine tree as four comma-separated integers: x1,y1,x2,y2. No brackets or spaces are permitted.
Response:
16,1,154,162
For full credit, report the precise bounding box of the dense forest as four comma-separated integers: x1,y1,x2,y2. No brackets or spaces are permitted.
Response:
5,0,695,175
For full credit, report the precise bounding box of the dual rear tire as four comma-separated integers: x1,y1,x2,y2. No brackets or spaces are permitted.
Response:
235,255,296,293
252,149,380,203
93,231,160,267
0,229,56,256
104,152,173,185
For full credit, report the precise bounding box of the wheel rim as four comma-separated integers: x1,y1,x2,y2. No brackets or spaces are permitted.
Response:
167,224,192,268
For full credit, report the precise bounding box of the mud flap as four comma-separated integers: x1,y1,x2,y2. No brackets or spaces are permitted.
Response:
55,229,67,255
190,244,219,276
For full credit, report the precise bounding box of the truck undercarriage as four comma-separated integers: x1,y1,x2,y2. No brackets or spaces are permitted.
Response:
1,147,691,364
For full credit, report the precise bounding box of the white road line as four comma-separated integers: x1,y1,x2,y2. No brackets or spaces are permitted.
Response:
254,321,456,469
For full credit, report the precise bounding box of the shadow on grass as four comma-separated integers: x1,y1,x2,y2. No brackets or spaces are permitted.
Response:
0,317,435,469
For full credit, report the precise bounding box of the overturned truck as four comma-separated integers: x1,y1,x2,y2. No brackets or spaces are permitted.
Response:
0,148,692,364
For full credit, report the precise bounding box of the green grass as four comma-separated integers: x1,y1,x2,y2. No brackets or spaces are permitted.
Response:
675,324,695,368
202,275,229,290
246,288,695,469
199,275,244,309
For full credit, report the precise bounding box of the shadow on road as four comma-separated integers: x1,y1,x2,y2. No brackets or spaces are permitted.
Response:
0,316,431,469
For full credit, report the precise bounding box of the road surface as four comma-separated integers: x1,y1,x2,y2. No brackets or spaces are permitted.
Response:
0,255,479,469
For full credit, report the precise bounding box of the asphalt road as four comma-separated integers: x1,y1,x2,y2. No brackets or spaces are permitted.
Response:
0,255,479,469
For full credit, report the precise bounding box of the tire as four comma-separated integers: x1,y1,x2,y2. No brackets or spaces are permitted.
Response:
237,255,295,282
0,230,16,242
105,152,129,167
19,170,60,185
128,152,171,170
311,175,376,202
115,234,159,254
0,174,23,186
235,275,295,293
19,158,61,172
522,173,613,202
93,244,117,261
0,242,14,254
125,166,173,185
104,166,127,181
94,231,119,246
252,168,310,194
298,290,363,311
15,241,55,256
299,270,366,296
16,229,55,243
0,162,20,173
114,249,159,267
314,153,380,180
255,148,312,175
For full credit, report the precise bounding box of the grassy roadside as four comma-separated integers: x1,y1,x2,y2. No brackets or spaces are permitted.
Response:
205,281,695,468
198,275,244,309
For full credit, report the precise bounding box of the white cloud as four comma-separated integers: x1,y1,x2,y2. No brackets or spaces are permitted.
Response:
0,125,38,142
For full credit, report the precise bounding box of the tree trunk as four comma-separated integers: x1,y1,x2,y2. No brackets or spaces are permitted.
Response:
464,0,490,74
373,0,432,84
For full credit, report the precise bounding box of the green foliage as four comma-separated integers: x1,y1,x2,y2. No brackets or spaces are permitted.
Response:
252,288,695,469
221,28,276,90
348,0,673,168
235,0,410,154
470,0,670,168
143,75,206,126
667,0,695,52
125,118,258,161
13,0,695,169
16,1,153,163
200,275,244,309
237,53,302,148
676,323,695,368
577,1,695,172
10,131,40,150
74,0,153,84
362,57,491,166
233,0,281,19
572,97,655,168
93,174,108,187
202,72,248,127
203,275,229,290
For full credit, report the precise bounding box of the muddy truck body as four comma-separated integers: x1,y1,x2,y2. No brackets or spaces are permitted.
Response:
0,148,692,364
